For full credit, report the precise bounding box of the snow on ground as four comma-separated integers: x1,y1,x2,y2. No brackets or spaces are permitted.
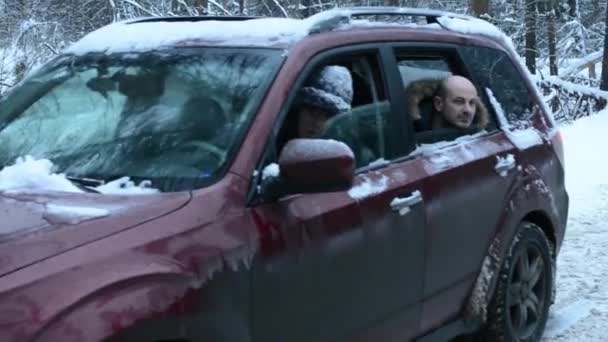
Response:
542,110,608,341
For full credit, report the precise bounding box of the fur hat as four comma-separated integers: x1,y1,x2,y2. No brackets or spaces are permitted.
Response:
296,65,353,117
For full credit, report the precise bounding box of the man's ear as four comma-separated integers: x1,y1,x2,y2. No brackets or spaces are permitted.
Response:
433,96,443,112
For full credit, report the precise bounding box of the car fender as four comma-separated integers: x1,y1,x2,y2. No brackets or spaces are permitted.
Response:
2,241,250,342
0,249,195,342
464,163,561,324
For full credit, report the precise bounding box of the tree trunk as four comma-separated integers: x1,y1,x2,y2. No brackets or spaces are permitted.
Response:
471,0,490,17
589,0,601,26
547,2,558,75
525,0,537,74
385,0,400,7
193,0,208,14
239,0,245,14
568,0,577,18
300,0,312,18
589,63,597,79
600,2,608,90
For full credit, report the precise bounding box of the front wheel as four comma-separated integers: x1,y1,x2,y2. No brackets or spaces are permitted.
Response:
480,222,554,342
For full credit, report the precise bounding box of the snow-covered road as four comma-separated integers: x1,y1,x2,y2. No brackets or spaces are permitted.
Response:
542,112,608,341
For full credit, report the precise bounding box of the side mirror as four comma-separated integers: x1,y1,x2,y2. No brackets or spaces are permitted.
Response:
260,138,355,200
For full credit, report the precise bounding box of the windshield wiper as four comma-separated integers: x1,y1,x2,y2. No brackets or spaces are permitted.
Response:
66,176,105,193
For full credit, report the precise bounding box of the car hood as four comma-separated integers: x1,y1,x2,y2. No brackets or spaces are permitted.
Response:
0,190,191,277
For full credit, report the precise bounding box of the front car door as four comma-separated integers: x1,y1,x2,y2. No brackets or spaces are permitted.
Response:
249,45,427,342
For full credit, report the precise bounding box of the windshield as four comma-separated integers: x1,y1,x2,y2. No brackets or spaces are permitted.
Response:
0,48,281,192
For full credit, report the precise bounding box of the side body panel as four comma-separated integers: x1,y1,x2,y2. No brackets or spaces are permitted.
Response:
0,175,255,342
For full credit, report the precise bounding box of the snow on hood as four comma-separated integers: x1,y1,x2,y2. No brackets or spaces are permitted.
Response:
64,9,351,54
0,156,82,193
0,156,158,195
43,204,110,226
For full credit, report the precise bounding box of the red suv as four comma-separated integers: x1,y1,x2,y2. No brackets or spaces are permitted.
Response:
0,7,568,342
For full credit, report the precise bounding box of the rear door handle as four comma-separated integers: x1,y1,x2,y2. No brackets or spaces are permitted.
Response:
390,190,422,216
495,154,516,176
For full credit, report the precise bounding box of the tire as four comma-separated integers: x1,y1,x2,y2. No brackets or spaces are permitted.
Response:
478,222,554,342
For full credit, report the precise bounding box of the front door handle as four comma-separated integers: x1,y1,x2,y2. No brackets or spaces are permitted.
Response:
390,190,422,215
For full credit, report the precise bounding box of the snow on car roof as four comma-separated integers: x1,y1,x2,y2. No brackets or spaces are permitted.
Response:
65,9,352,54
63,8,484,55
436,16,516,53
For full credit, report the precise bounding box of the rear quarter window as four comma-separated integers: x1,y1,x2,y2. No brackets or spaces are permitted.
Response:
460,46,535,129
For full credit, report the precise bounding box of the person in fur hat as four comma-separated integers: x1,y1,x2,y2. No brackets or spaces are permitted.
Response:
288,65,354,139
406,75,489,131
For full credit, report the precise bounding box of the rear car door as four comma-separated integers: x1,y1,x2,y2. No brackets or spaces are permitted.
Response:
389,44,522,334
249,46,427,342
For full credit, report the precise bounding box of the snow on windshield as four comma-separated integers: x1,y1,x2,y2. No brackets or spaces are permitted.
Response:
65,9,351,54
0,49,277,193
0,156,158,195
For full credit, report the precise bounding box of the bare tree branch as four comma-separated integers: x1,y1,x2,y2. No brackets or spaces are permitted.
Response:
44,42,58,55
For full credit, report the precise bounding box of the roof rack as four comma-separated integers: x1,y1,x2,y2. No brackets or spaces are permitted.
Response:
128,15,260,24
308,7,476,34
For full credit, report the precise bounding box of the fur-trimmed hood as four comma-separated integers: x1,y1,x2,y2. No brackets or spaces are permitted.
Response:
404,78,489,130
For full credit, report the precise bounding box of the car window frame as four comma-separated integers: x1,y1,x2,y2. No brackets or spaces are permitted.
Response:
247,43,413,206
458,44,538,129
385,42,502,159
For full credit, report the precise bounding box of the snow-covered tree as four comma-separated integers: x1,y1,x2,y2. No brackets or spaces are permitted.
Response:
601,1,608,90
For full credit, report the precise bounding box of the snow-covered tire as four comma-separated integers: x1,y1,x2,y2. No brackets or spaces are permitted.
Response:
478,221,554,342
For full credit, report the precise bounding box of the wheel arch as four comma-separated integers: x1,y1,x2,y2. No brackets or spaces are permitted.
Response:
522,210,557,255
32,272,197,342
464,207,558,326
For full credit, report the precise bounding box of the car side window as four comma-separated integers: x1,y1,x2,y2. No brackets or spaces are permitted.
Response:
396,53,494,144
397,57,452,133
278,53,393,169
460,46,535,128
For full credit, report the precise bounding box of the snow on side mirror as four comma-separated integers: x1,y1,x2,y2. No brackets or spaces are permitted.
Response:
259,138,355,201
279,138,355,194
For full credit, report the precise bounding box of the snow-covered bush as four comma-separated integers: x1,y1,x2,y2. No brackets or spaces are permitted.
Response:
536,76,608,123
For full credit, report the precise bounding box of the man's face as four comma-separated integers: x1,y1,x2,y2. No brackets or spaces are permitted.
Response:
297,106,330,138
434,79,478,129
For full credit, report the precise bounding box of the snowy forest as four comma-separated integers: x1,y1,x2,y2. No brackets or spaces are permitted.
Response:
0,0,608,122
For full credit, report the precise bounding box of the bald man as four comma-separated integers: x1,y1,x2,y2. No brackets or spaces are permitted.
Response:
431,75,488,130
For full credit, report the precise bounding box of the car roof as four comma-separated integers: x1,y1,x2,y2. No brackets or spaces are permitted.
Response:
64,7,513,55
